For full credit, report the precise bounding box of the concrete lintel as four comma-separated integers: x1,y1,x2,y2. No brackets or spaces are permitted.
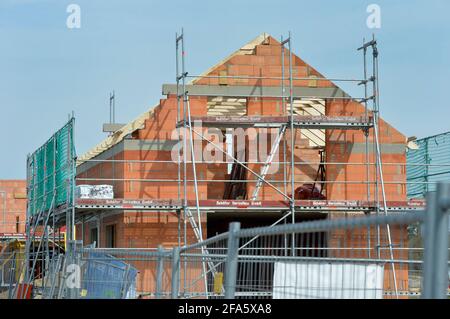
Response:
103,123,126,133
328,142,406,155
123,139,178,151
162,84,350,99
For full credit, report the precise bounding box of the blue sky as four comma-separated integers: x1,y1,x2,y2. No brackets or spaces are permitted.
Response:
0,0,449,179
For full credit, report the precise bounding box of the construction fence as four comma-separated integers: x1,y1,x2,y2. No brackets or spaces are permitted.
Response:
176,185,448,300
1,184,448,300
407,131,450,199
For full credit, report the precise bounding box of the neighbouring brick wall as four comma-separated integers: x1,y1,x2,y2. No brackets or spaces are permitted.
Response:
0,180,27,234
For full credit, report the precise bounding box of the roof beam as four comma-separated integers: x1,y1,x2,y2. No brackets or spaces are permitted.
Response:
162,84,350,99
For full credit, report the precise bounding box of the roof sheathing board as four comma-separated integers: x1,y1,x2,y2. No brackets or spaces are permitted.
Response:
76,107,156,165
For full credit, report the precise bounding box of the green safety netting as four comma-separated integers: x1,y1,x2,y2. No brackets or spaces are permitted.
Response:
407,131,450,199
27,118,76,216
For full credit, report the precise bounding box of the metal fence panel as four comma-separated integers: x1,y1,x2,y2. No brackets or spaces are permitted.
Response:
407,132,450,198
81,252,138,299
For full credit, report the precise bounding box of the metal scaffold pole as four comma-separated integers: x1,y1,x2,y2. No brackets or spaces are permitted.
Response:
176,30,188,295
281,35,289,256
175,32,182,251
358,38,374,259
176,29,210,297
359,35,399,298
288,32,296,257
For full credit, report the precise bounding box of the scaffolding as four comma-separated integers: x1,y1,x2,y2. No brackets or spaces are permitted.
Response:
16,31,445,299
168,31,404,298
19,117,76,298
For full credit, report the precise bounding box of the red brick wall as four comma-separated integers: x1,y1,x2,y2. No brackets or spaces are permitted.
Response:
75,34,409,239
196,36,333,89
0,180,27,234
325,99,407,201
77,151,126,198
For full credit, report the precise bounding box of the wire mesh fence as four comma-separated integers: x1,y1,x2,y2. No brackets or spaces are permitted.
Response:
230,219,422,299
0,250,28,299
73,247,173,299
3,184,450,299
178,235,229,299
168,184,449,299
407,131,450,199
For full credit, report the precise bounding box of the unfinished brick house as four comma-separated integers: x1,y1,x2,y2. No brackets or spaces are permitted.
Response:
74,33,412,295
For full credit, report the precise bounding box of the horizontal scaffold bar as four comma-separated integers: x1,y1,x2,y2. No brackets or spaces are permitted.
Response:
177,115,373,129
70,198,425,213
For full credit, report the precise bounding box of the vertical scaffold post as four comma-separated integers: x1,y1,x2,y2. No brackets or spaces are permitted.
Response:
288,32,296,256
171,246,180,299
176,29,188,294
156,245,164,299
281,35,288,197
370,36,399,298
360,37,371,258
52,135,57,259
279,34,289,258
224,222,241,299
175,31,182,206
23,154,32,298
175,31,182,260
422,183,450,299
179,29,209,296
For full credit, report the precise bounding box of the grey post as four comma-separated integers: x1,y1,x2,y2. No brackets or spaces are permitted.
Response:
156,245,164,299
224,222,241,299
171,247,180,299
67,240,77,299
422,183,450,299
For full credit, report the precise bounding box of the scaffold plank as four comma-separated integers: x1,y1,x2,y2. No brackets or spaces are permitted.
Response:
177,115,372,130
72,198,425,213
